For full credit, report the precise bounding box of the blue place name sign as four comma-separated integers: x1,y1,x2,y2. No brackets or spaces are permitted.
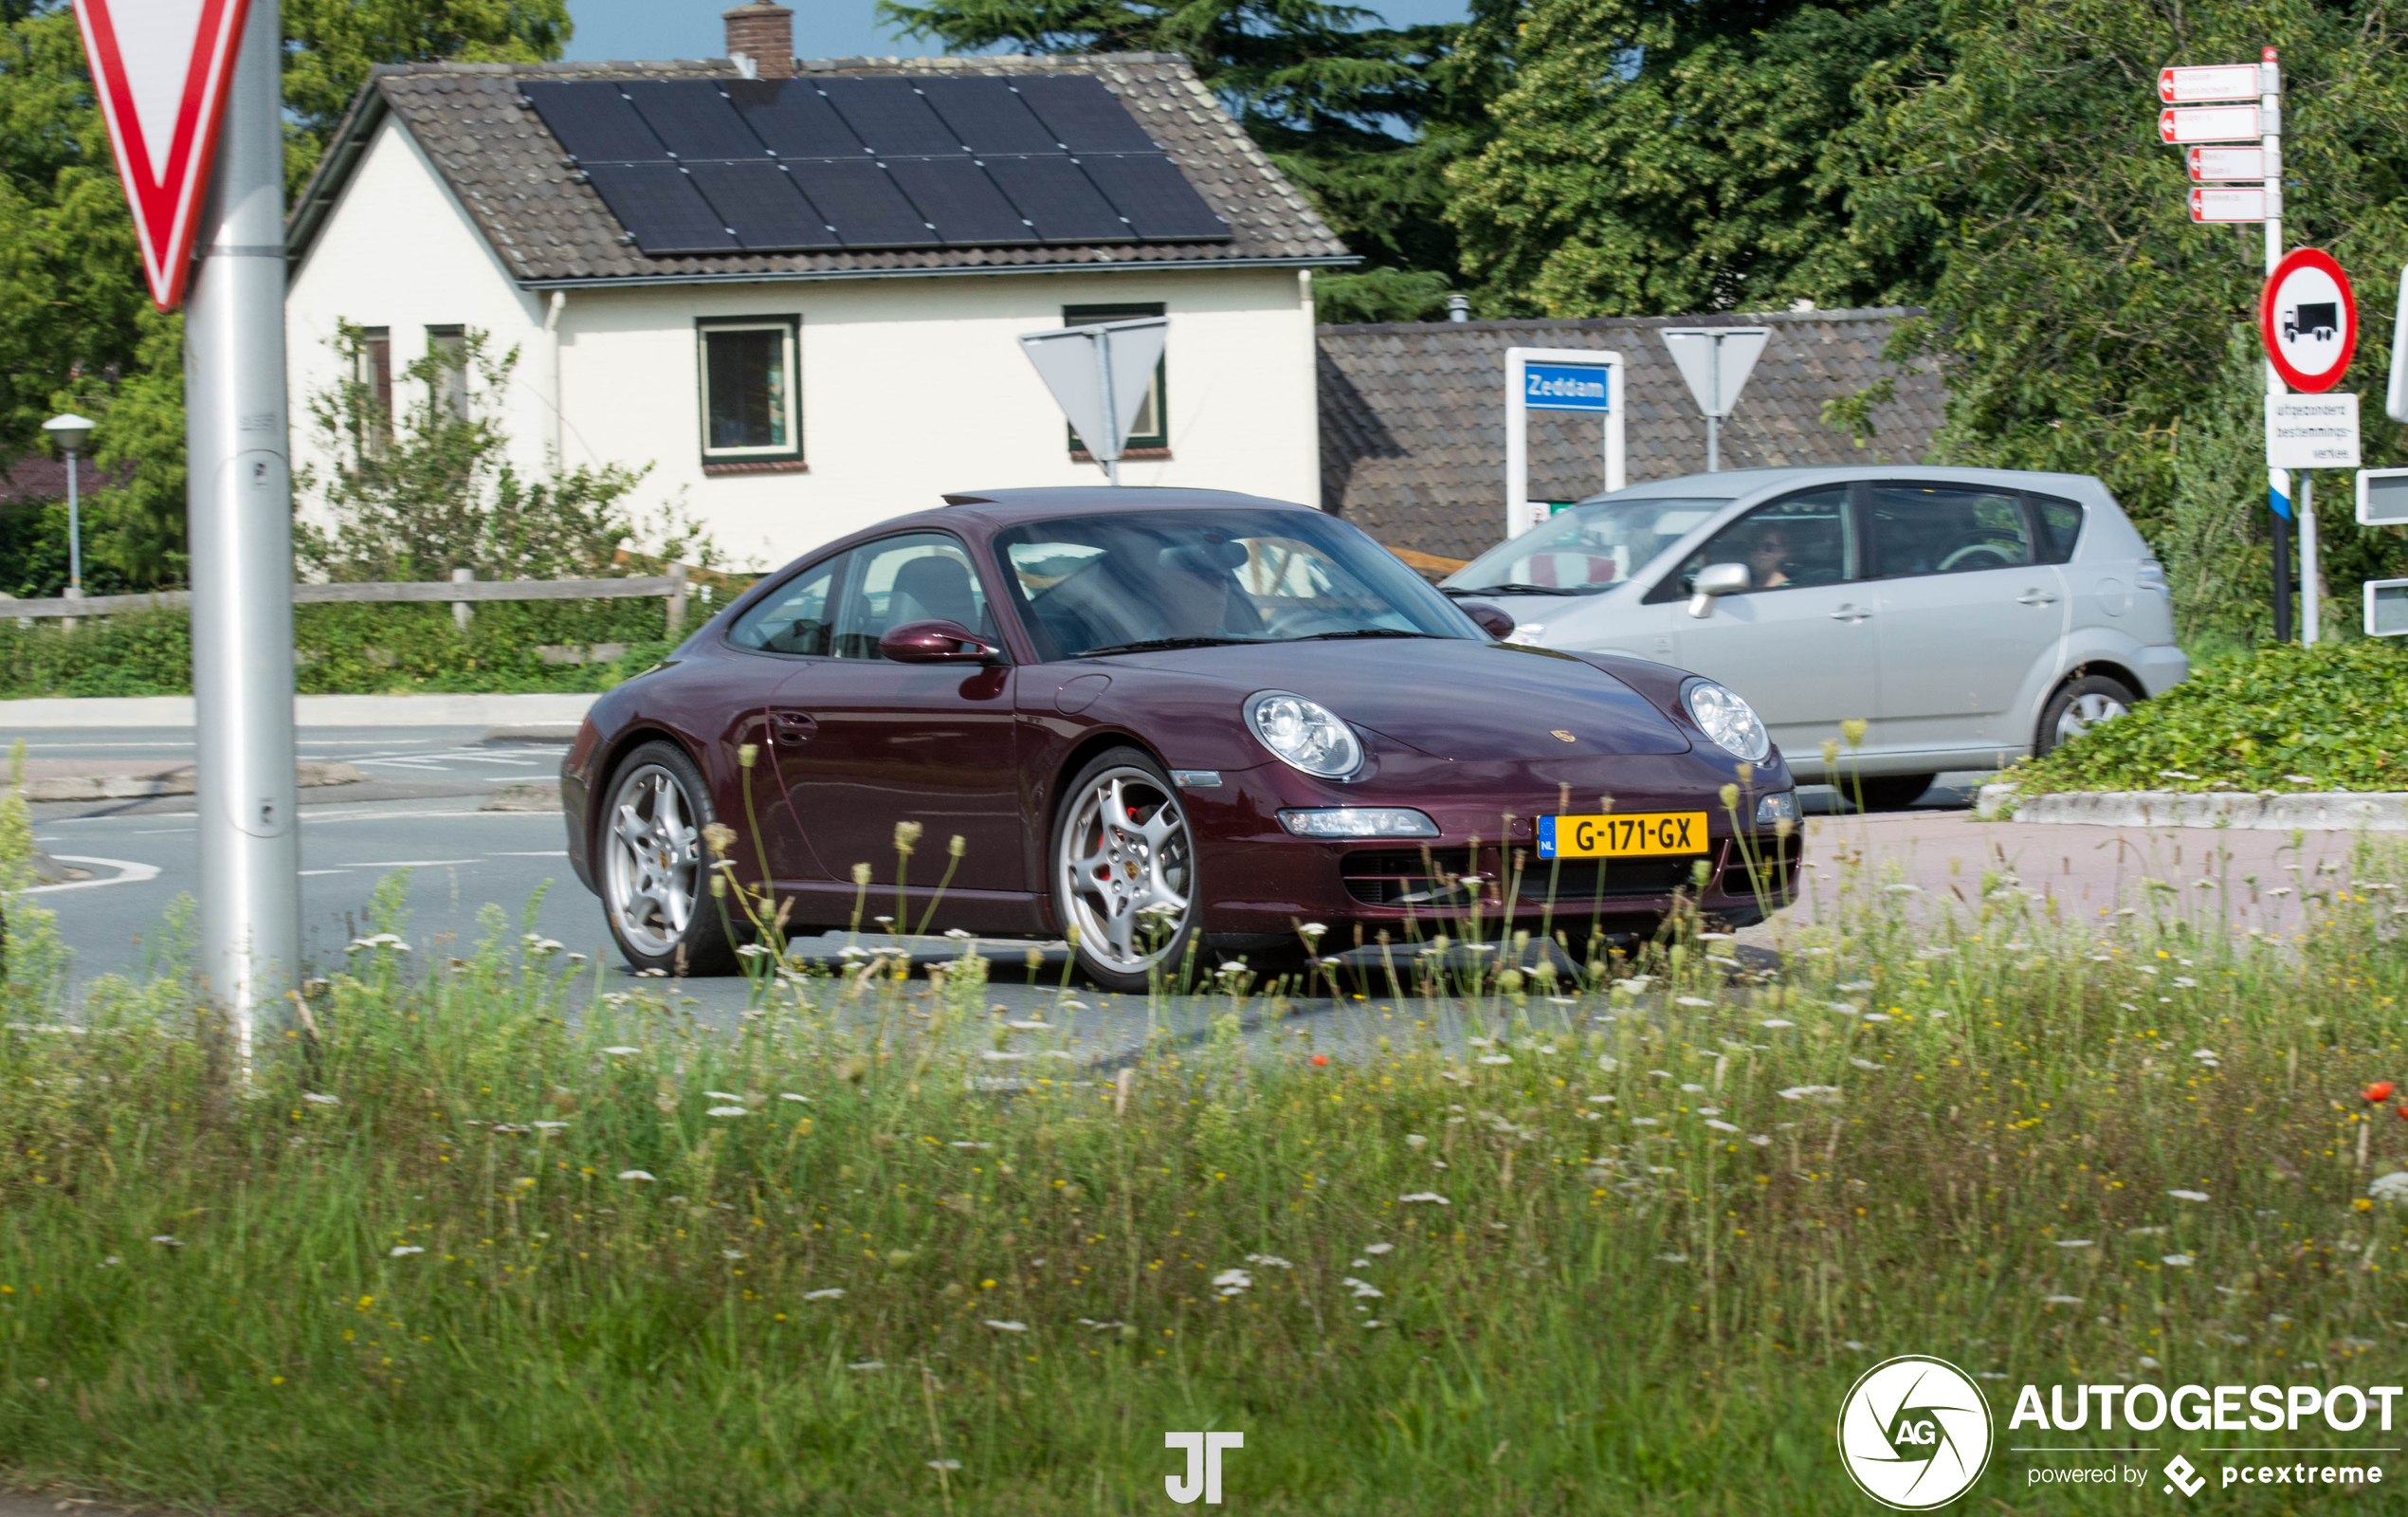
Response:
1523,363,1611,411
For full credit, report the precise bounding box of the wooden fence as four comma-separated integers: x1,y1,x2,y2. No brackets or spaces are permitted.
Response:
2,563,691,633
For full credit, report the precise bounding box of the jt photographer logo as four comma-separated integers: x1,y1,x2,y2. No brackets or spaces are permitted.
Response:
1836,1357,1996,1509
1164,1431,1242,1505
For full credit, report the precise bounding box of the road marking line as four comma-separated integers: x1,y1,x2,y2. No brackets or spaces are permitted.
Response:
21,855,163,894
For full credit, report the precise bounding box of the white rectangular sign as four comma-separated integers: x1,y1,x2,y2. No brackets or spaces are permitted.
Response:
2358,467,2408,524
2186,145,2266,181
2160,103,2261,142
2159,64,2261,102
2188,187,2266,222
2266,392,2361,469
2365,578,2408,637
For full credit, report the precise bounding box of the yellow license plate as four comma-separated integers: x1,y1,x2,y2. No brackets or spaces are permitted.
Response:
1536,812,1708,860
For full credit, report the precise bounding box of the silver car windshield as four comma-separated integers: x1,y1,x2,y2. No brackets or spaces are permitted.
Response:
1445,497,1732,595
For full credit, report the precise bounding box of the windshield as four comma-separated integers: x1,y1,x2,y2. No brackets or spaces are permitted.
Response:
1444,497,1732,595
993,509,1479,661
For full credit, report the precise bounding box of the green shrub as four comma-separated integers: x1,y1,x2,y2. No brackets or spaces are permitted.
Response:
2012,640,2408,793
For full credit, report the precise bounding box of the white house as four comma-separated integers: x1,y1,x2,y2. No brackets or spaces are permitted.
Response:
283,6,1350,569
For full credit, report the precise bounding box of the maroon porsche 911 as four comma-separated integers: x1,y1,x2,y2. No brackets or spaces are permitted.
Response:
561,487,1802,989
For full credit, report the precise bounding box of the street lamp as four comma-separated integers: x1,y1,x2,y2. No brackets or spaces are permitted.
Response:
41,413,97,597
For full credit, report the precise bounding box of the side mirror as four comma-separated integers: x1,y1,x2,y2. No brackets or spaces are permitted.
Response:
1458,600,1516,639
879,619,1002,664
1687,561,1750,618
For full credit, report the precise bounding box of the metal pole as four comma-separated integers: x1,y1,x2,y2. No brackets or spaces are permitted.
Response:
64,450,81,594
2271,503,2294,643
1705,335,1722,472
2263,46,2290,641
2299,472,2320,642
186,0,298,1061
1505,351,1527,538
1094,330,1120,487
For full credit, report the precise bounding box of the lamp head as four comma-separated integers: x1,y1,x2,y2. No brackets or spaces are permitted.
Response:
43,413,96,454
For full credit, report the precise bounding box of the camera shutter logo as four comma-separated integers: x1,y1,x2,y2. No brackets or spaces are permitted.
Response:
1836,1356,1994,1508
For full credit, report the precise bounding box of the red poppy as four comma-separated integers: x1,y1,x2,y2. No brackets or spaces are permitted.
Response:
1310,1053,1329,1067
2396,1103,2408,1122
2365,1081,2398,1104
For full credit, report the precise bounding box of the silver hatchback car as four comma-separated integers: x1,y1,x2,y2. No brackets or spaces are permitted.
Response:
1441,466,2187,809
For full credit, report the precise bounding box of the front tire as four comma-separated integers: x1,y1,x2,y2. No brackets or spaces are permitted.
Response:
597,740,739,976
1051,747,1200,993
2036,673,2137,758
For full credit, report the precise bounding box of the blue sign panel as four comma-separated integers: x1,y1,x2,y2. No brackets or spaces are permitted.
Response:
1524,363,1611,411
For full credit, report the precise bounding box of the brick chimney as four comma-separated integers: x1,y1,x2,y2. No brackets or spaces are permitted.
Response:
723,3,794,79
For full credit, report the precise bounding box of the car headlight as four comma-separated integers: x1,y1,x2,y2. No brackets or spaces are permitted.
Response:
1755,791,1798,826
1245,690,1363,779
1683,679,1771,763
1279,807,1439,838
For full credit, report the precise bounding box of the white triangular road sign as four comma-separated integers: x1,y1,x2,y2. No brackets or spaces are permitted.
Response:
1018,318,1167,463
74,0,255,310
1660,327,1771,418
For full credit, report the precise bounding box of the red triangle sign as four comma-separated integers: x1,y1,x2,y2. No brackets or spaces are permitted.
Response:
74,0,255,311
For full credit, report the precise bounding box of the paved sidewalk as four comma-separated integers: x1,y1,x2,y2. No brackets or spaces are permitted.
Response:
0,693,595,727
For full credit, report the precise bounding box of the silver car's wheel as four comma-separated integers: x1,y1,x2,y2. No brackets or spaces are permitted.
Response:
1054,757,1195,988
605,759,704,960
2055,691,2129,744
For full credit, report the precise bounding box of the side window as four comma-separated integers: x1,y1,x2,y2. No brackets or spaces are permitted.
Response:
1670,488,1857,595
728,557,840,657
1869,484,2032,576
832,534,995,661
697,316,802,465
2030,494,2084,564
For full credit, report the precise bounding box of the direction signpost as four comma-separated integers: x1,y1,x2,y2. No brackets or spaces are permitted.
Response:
76,0,298,1060
1658,327,1770,473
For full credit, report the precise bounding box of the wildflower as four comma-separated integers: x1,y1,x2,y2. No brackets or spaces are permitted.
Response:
885,1249,915,1268
151,1235,183,1247
601,1046,641,1056
893,820,923,853
2053,1239,2095,1250
1848,1058,1883,1071
527,938,565,954
2167,1189,2209,1202
983,1319,1030,1332
390,1245,425,1257
533,1121,568,1130
1658,1253,1689,1264
1584,1095,1614,1105
849,1361,884,1370
721,1250,745,1261
1861,1013,1892,1023
2162,1254,2196,1268
981,1051,1029,1062
1836,980,1874,993
1299,923,1328,940
2364,1082,2399,1105
1397,1192,1450,1205
951,1141,993,1150
1842,1339,1867,1351
1341,1277,1383,1300
1311,1054,1329,1066
1747,1134,1772,1146
1629,1117,1660,1126
618,1170,656,1182
1477,1054,1512,1066
2043,1295,2083,1305
736,943,771,958
1360,1319,1385,1329
1244,1254,1293,1269
1363,1243,1394,1255
1404,1134,1429,1148
1883,883,1921,894
1705,1120,1740,1133
1005,1019,1049,1031
1680,1082,1706,1092
348,933,411,952
99,1257,119,1268
1674,996,1711,1008
1777,1086,1842,1102
706,1106,750,1117
927,1459,961,1471
1217,960,1247,974
2369,1172,2408,1204
1760,1018,1795,1029
704,1090,744,1101
942,927,974,940
301,1092,339,1106
803,1288,845,1301
1212,1269,1252,1296
779,1092,810,1103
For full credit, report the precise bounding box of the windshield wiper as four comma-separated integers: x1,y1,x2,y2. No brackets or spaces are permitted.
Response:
1293,628,1443,641
1443,582,1596,597
1078,635,1257,657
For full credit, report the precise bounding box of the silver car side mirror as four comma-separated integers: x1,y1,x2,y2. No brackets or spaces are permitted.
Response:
1687,561,1750,618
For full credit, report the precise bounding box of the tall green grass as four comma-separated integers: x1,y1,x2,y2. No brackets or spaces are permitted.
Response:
0,848,2402,1514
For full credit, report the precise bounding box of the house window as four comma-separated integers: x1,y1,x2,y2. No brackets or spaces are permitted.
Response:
426,324,468,418
356,326,392,450
697,317,802,466
1064,302,1166,457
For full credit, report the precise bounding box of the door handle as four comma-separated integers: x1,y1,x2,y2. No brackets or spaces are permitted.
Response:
770,708,817,742
2016,590,2059,606
1828,604,1875,622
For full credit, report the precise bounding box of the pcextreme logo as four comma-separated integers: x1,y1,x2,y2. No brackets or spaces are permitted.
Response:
1836,1356,1997,1509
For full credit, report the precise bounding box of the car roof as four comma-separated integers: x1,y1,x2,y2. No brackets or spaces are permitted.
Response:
1578,464,2110,504
933,485,1314,529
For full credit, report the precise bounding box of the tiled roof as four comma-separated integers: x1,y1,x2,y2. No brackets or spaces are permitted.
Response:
290,54,1351,285
1318,309,1946,563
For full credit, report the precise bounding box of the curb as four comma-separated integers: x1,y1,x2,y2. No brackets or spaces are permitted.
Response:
0,693,599,728
18,761,365,802
1978,783,2408,830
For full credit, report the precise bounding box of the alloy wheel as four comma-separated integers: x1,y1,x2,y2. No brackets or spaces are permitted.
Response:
2054,691,2129,745
1056,765,1195,975
605,762,702,959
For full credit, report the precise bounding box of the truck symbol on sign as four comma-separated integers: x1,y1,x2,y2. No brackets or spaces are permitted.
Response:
2284,302,2338,342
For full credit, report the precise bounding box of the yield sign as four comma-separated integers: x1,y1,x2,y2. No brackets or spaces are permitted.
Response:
74,0,255,311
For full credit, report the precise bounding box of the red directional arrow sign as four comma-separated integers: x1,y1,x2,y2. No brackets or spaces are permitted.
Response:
73,0,256,311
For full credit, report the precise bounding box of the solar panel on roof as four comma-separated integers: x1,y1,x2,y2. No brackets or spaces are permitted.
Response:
583,163,741,254
1080,154,1229,240
524,81,666,164
786,159,937,247
534,75,1230,256
886,158,1038,245
1012,76,1161,154
816,78,965,156
982,156,1130,242
686,161,845,249
623,81,767,161
921,77,1059,155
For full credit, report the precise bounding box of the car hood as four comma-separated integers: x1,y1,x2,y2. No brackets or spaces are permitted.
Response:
1093,638,1692,758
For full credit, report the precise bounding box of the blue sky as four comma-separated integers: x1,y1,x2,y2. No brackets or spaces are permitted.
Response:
564,1,1472,64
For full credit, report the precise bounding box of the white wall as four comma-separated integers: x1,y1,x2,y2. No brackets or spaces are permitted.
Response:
287,119,1323,575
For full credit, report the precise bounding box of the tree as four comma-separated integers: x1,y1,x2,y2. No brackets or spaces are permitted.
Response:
880,0,1517,319
1447,0,1947,318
